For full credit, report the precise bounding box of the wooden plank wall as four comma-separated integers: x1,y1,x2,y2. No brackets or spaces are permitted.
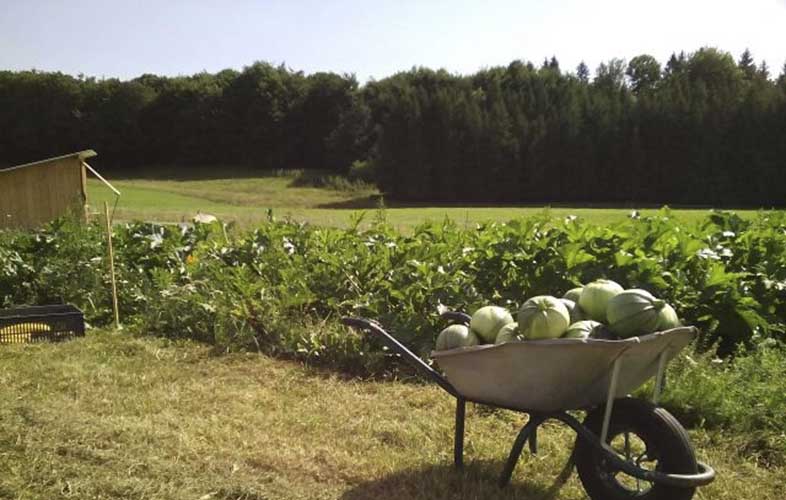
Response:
0,157,86,229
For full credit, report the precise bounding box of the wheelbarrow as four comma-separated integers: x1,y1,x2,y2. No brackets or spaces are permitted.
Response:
342,312,716,500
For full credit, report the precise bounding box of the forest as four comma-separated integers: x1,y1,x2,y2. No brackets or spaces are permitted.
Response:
1,47,784,205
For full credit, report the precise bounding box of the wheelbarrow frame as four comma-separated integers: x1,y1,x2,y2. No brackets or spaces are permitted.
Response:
342,313,716,491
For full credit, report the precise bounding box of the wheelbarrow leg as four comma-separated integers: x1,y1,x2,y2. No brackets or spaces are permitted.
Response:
454,397,465,469
529,426,538,454
499,415,546,488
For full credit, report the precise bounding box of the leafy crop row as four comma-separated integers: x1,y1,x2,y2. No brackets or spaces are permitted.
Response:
2,209,785,360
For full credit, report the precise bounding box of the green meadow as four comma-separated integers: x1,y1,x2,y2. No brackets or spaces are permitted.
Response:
85,171,769,230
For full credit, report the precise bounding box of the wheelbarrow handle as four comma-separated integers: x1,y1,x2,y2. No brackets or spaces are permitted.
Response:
439,310,472,324
341,317,460,398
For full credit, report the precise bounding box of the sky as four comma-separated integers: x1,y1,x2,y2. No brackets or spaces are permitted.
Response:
1,0,785,82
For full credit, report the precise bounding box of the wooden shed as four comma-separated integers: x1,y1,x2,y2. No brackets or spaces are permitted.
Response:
0,150,107,229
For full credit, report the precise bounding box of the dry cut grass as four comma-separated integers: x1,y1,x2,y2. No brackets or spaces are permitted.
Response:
1,332,783,499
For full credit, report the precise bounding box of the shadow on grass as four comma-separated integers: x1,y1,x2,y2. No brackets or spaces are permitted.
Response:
341,459,574,500
317,199,780,211
312,196,631,210
315,194,386,209
107,164,270,180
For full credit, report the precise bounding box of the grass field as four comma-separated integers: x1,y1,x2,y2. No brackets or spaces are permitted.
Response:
1,332,783,500
86,172,770,230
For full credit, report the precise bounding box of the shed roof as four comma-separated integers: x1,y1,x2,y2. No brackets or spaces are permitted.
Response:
0,150,97,173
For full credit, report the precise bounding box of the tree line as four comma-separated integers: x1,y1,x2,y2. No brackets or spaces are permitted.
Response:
0,64,365,173
1,48,785,205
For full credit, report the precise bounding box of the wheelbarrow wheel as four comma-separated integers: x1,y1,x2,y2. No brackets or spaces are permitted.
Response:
575,398,698,500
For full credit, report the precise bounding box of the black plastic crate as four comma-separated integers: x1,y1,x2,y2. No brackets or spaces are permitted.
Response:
0,304,85,344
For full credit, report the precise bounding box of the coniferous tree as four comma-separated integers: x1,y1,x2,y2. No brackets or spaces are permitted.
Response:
778,62,786,88
758,61,770,80
548,56,560,74
738,49,757,80
664,51,687,76
576,61,590,83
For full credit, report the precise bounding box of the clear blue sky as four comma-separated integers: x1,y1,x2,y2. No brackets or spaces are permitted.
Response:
1,0,784,82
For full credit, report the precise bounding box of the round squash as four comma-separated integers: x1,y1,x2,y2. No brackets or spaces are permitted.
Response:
607,289,676,338
579,279,624,322
470,306,514,343
518,296,570,340
435,324,480,351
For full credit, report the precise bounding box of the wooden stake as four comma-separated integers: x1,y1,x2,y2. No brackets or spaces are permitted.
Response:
104,201,120,329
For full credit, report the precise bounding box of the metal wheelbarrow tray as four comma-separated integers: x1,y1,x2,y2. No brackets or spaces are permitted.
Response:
343,312,716,500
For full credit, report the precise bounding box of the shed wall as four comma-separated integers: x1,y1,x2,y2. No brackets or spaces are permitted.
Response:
0,157,86,228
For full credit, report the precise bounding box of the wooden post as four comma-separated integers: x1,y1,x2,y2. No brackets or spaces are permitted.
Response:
104,201,120,329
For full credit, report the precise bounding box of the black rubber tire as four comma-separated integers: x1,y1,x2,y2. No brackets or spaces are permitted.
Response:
575,398,698,500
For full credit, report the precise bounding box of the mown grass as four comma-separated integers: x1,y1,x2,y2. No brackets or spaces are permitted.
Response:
86,173,773,230
1,332,783,499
